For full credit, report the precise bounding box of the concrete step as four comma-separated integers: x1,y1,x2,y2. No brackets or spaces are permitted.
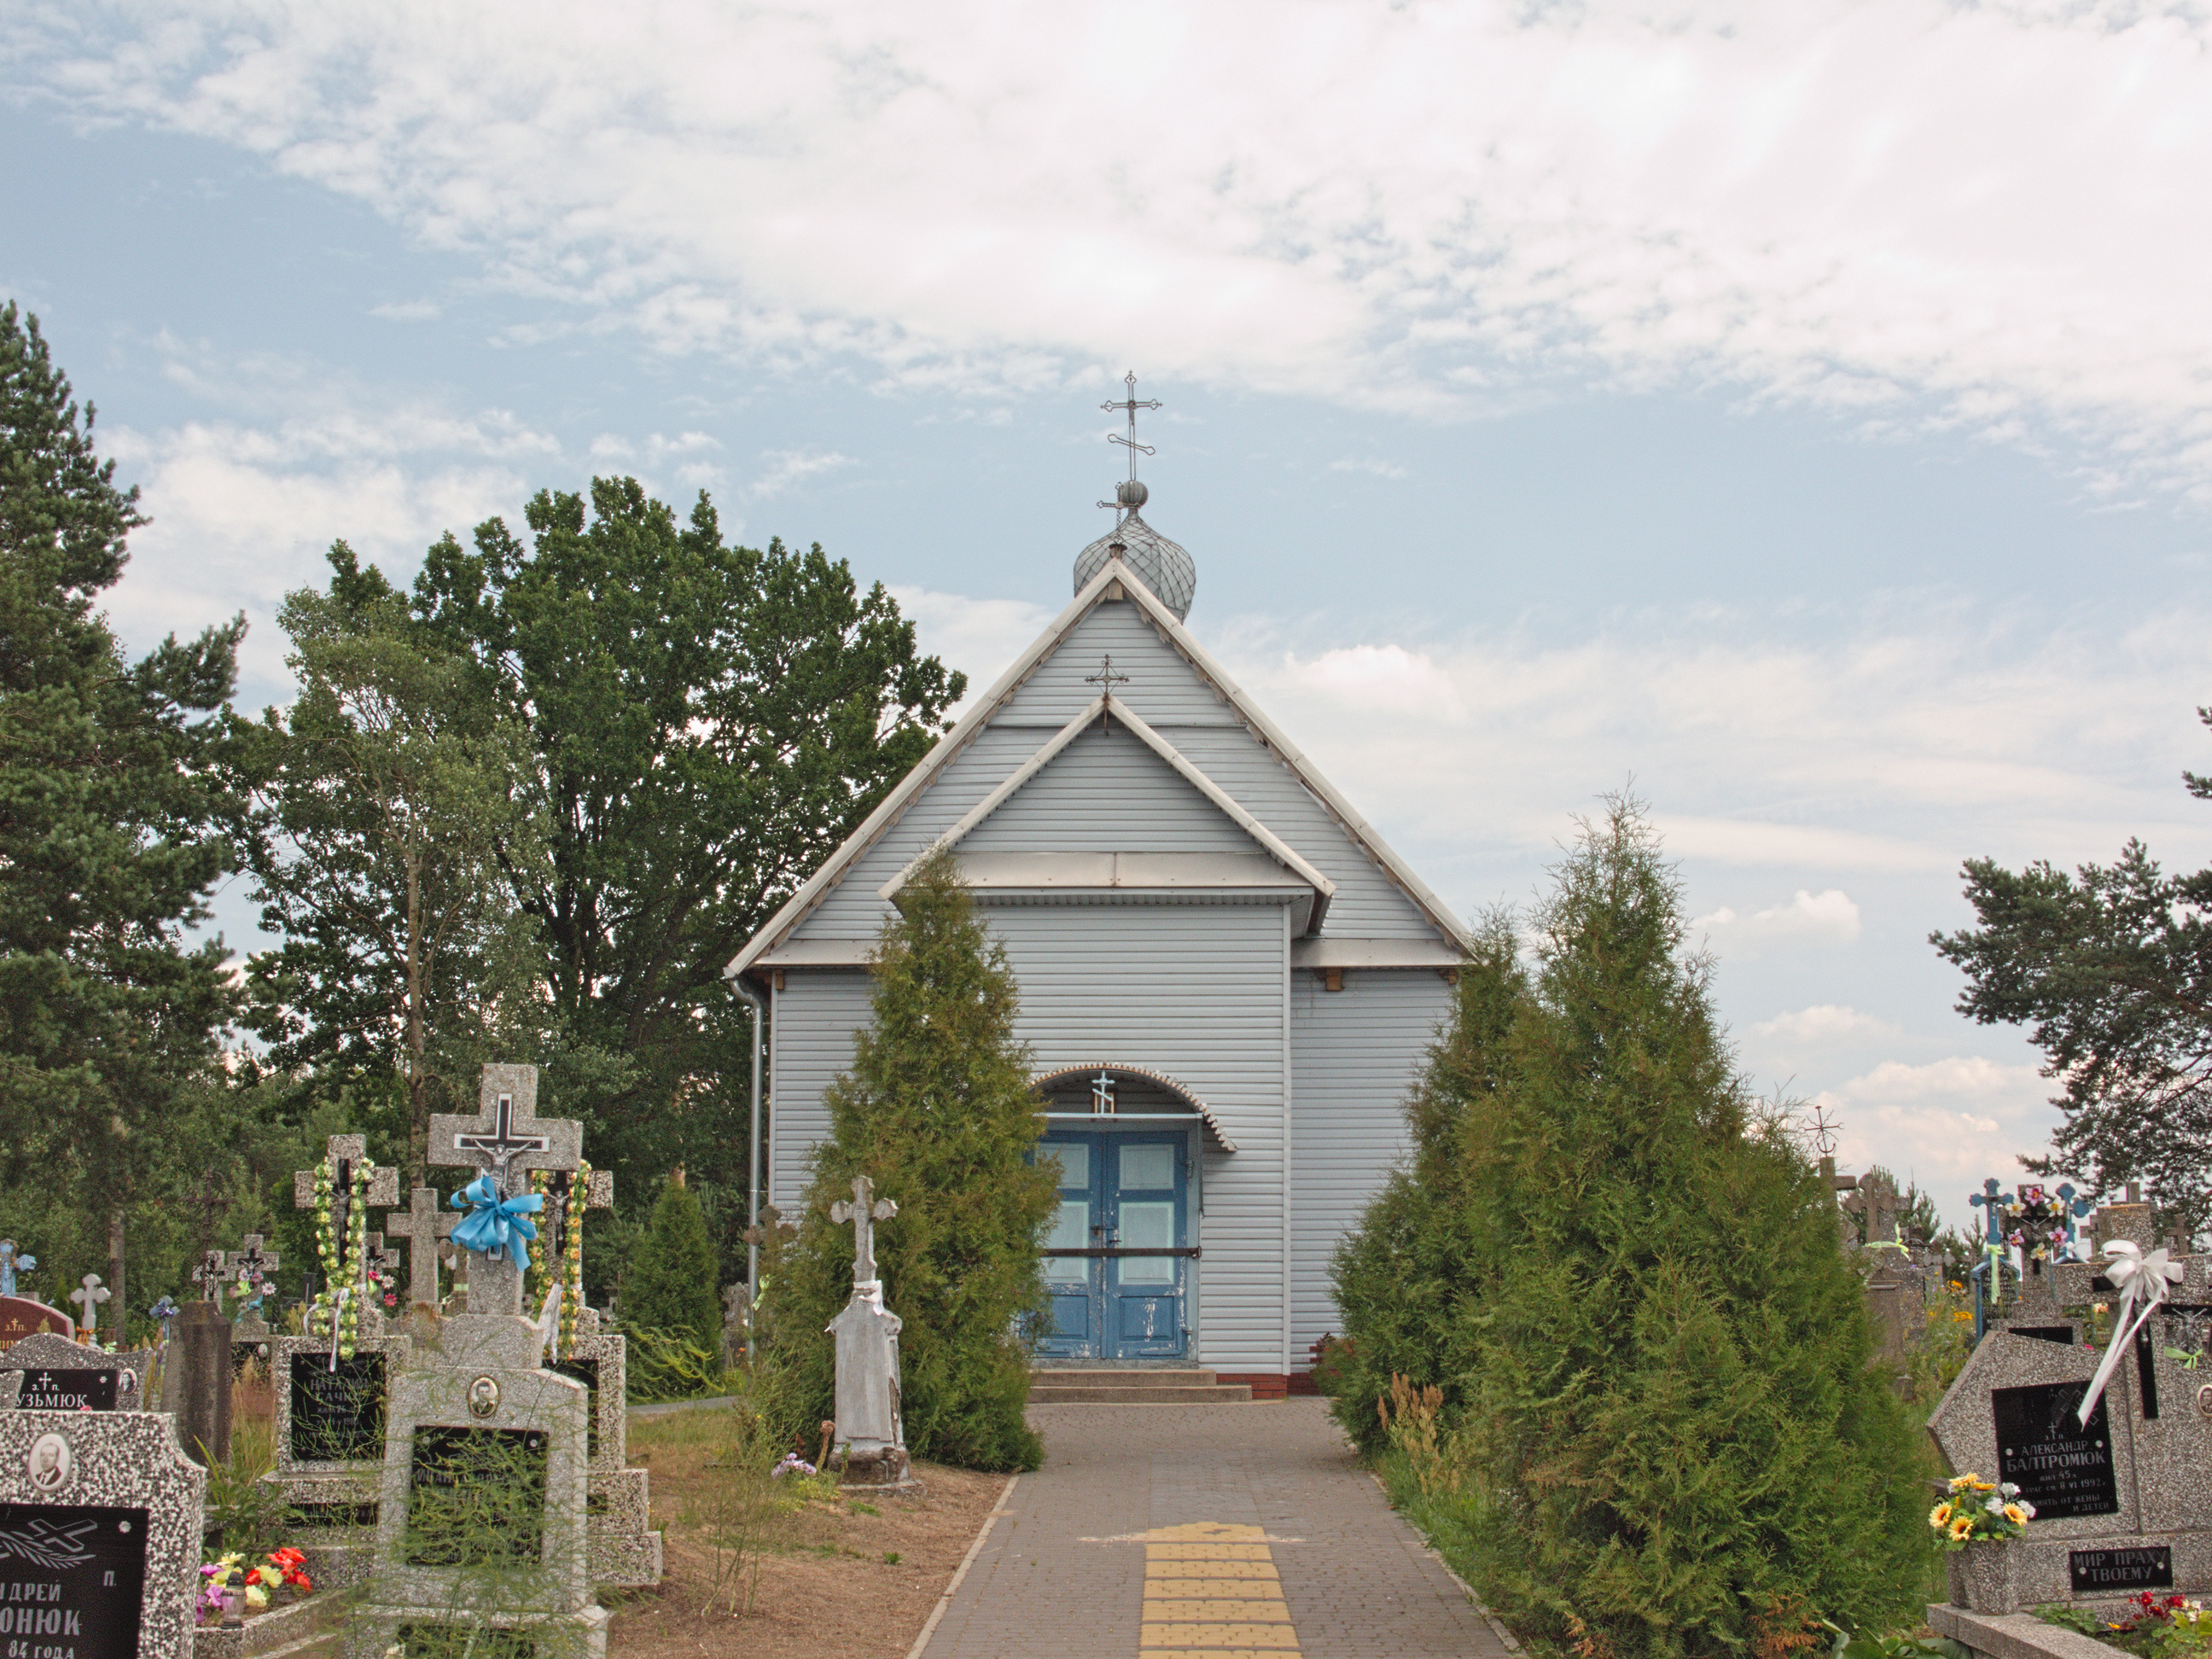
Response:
1027,1369,1253,1404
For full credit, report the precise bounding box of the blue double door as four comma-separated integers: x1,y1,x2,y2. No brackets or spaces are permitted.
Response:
1036,1132,1188,1361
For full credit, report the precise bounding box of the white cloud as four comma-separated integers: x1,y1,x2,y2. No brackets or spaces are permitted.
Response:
23,1,2212,492
1695,889,1862,953
749,447,853,500
1817,1055,2058,1228
1751,1004,1897,1047
369,299,439,322
1297,644,1464,719
1327,457,1409,479
886,586,1056,715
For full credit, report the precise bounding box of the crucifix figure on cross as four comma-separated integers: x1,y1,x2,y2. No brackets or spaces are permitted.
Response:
190,1249,227,1305
830,1175,898,1289
428,1063,585,1319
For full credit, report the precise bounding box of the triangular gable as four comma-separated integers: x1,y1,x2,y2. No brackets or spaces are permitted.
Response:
872,694,1336,928
726,556,1470,979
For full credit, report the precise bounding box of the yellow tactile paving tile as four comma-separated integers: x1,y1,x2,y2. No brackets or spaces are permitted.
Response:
1145,1544,1275,1560
1141,1602,1295,1621
1139,1627,1302,1650
1147,1580,1284,1597
1145,1562,1282,1581
1141,1654,1306,1658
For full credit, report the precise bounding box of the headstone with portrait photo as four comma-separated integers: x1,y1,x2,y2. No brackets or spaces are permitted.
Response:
0,1329,154,1411
0,1400,207,1658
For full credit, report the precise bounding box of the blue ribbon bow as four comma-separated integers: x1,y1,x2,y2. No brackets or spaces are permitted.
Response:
450,1175,543,1271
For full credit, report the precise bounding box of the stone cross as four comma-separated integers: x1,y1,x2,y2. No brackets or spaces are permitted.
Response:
291,1134,401,1285
830,1175,898,1287
70,1273,110,1342
428,1063,584,1318
382,1187,460,1310
230,1234,280,1296
191,1249,227,1304
0,1239,32,1298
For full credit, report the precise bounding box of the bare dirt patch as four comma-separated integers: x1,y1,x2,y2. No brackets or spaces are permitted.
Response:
605,1405,1007,1659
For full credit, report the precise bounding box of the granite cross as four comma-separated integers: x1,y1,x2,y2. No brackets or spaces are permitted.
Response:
382,1187,461,1309
0,1239,32,1298
290,1134,401,1281
69,1273,109,1342
428,1063,585,1317
830,1175,898,1287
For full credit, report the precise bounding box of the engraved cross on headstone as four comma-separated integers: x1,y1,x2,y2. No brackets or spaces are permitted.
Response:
428,1063,584,1319
382,1188,460,1310
0,1239,32,1299
830,1175,898,1288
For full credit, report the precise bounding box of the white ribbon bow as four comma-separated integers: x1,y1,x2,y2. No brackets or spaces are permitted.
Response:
2078,1240,2186,1426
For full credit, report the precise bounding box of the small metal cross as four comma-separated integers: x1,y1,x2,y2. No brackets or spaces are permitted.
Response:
830,1174,898,1288
1097,370,1161,520
1091,1071,1118,1116
1085,654,1131,734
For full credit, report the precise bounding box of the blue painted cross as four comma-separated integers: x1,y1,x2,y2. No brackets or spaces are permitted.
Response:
2055,1183,2095,1260
0,1239,32,1299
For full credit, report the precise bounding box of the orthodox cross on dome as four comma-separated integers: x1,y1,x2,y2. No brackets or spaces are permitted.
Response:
1097,370,1161,522
1084,654,1131,734
830,1174,898,1288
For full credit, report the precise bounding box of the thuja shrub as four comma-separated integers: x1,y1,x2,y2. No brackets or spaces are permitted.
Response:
1327,913,1524,1452
621,1175,724,1359
758,850,1057,1471
1337,800,1928,1654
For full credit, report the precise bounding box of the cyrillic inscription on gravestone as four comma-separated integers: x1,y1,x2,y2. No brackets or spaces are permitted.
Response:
1994,1380,2121,1519
0,1298,71,1354
288,1351,385,1464
405,1425,548,1568
16,1369,118,1412
0,1503,148,1658
2072,1546,2174,1593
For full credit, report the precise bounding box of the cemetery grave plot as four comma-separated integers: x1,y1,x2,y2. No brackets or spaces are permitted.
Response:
601,1409,1003,1659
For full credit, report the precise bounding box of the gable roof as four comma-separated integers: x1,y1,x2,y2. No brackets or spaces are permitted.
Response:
725,556,1472,981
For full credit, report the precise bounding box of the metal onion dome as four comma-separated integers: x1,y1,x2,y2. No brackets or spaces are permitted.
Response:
1074,503,1196,621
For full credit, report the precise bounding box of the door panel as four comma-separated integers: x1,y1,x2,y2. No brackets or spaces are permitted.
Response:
1033,1130,1189,1361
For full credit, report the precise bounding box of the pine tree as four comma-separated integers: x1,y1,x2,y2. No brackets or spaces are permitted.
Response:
760,849,1057,1472
1336,800,1927,1653
0,301,243,1321
621,1175,723,1354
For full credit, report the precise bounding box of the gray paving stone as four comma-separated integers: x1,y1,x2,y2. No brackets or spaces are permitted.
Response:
922,1399,1514,1658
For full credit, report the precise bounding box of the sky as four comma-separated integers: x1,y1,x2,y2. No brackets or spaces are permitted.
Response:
7,0,2212,1231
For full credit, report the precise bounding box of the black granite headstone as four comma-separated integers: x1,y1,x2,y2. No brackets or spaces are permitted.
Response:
289,1350,387,1463
0,1503,148,1658
1994,1379,2121,1519
404,1425,548,1568
14,1368,119,1411
2010,1326,2077,1346
2071,1545,2174,1593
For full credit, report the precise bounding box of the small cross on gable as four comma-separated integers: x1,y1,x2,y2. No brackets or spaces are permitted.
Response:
428,1064,581,1196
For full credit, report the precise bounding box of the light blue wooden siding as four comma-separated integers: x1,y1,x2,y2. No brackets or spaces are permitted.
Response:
1289,967,1453,1361
993,601,1243,728
1173,727,1443,940
785,727,1039,939
984,901,1289,1372
962,726,1263,855
766,969,873,1208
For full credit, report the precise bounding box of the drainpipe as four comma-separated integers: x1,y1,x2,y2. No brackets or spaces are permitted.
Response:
731,971,765,1363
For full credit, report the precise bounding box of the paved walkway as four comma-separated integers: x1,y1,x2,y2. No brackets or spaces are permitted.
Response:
921,1399,1516,1658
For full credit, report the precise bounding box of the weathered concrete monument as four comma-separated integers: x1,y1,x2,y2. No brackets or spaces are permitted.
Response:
824,1174,909,1487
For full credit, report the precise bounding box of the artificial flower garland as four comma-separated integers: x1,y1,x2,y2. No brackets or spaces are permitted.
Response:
525,1161,591,1359
306,1152,372,1359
